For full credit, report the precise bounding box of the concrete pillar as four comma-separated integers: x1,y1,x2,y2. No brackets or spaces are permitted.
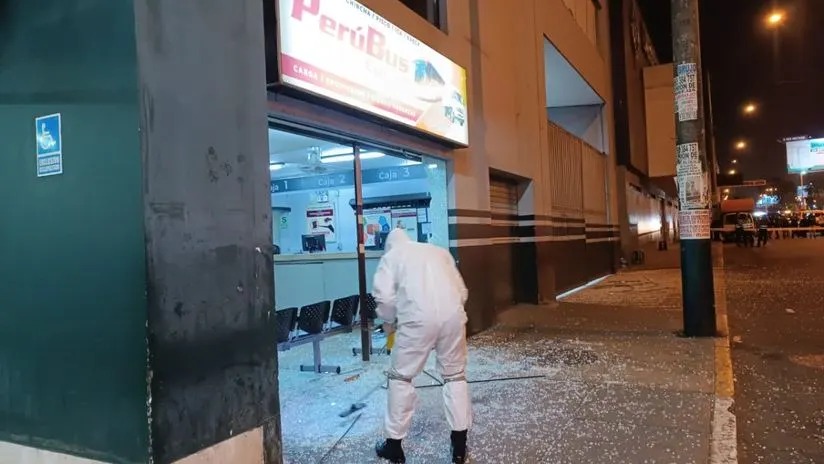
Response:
133,1,280,463
448,0,494,335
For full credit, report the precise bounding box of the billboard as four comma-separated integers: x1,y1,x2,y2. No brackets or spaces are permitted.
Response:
276,0,469,146
786,137,824,173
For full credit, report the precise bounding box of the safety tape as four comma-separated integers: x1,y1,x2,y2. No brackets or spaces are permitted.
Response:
385,369,413,383
442,368,466,383
710,227,824,232
384,368,467,383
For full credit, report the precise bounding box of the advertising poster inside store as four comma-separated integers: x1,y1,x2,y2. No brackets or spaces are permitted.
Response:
276,0,469,145
392,208,418,240
306,205,336,242
363,208,392,247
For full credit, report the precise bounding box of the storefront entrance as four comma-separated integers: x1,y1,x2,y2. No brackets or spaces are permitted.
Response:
269,123,449,307
267,121,450,460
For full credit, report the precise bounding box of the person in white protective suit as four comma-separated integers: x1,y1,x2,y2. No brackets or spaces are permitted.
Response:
372,228,472,464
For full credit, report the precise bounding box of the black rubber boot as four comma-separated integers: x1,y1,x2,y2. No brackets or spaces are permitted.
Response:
451,430,467,463
375,438,406,463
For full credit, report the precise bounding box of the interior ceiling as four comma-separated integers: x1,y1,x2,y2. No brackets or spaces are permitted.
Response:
268,128,418,179
268,129,338,163
544,39,604,108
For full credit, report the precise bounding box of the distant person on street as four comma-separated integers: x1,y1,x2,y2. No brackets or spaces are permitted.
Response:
735,215,745,247
757,219,769,247
372,228,472,464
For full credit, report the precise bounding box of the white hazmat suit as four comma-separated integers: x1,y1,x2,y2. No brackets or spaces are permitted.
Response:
373,229,472,440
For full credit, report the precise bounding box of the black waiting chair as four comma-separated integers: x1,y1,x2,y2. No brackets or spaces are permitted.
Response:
352,293,385,357
297,301,331,335
357,293,378,322
275,307,298,344
294,301,340,374
329,295,359,329
276,298,363,375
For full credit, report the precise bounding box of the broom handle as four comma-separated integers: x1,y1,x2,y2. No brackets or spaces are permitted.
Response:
355,331,395,402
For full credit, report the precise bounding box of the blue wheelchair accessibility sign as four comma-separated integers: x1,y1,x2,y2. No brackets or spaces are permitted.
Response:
35,113,63,177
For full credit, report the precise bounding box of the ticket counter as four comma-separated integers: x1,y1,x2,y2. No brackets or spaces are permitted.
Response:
269,127,449,310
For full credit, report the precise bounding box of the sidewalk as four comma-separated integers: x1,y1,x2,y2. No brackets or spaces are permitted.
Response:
278,249,734,463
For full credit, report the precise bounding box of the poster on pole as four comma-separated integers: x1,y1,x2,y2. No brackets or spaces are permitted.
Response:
679,209,711,240
678,173,709,209
674,63,698,122
676,142,702,176
676,141,708,208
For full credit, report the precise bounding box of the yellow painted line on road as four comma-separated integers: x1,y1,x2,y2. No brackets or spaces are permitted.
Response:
710,244,738,463
713,247,735,399
715,326,735,398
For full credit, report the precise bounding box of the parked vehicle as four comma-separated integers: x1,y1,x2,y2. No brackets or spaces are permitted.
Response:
801,210,824,227
714,199,757,243
719,212,756,243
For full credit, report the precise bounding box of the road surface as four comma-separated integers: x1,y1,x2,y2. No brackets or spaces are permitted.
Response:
724,238,824,463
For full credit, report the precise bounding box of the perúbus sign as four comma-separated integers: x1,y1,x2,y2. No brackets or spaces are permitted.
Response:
276,0,469,146
35,113,63,177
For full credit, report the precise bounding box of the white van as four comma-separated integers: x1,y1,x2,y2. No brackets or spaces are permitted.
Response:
720,212,756,242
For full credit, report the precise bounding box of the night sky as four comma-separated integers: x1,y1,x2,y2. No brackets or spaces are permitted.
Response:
638,0,824,186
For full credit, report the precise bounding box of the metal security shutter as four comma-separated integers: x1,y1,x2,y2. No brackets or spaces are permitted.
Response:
488,176,520,309
489,177,519,216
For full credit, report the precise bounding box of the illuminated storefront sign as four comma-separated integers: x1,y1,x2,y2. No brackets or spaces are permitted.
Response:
276,0,469,145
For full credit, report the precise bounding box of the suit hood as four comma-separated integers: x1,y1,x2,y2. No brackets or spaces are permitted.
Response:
384,228,411,253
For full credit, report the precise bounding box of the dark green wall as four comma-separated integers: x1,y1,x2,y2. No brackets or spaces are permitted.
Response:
0,2,148,463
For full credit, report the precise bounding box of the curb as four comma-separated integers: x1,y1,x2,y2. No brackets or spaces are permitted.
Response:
710,244,737,464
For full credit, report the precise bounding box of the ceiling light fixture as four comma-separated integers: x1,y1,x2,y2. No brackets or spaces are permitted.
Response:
321,146,354,157
321,151,385,163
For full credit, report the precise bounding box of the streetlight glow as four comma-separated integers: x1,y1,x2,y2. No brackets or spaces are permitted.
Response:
735,141,747,150
728,169,737,175
743,103,757,114
731,159,738,164
766,11,785,27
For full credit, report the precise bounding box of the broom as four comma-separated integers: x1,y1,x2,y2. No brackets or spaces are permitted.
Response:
338,330,396,418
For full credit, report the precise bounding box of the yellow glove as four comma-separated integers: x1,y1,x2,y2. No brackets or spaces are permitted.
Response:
386,331,396,351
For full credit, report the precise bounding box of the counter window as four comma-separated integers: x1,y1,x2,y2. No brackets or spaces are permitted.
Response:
269,126,449,310
357,145,449,251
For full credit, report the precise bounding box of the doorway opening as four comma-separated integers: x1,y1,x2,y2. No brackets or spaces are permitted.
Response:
267,123,451,461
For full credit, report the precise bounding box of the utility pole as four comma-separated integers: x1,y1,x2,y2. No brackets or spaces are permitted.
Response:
704,71,719,205
353,145,372,360
671,0,717,337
